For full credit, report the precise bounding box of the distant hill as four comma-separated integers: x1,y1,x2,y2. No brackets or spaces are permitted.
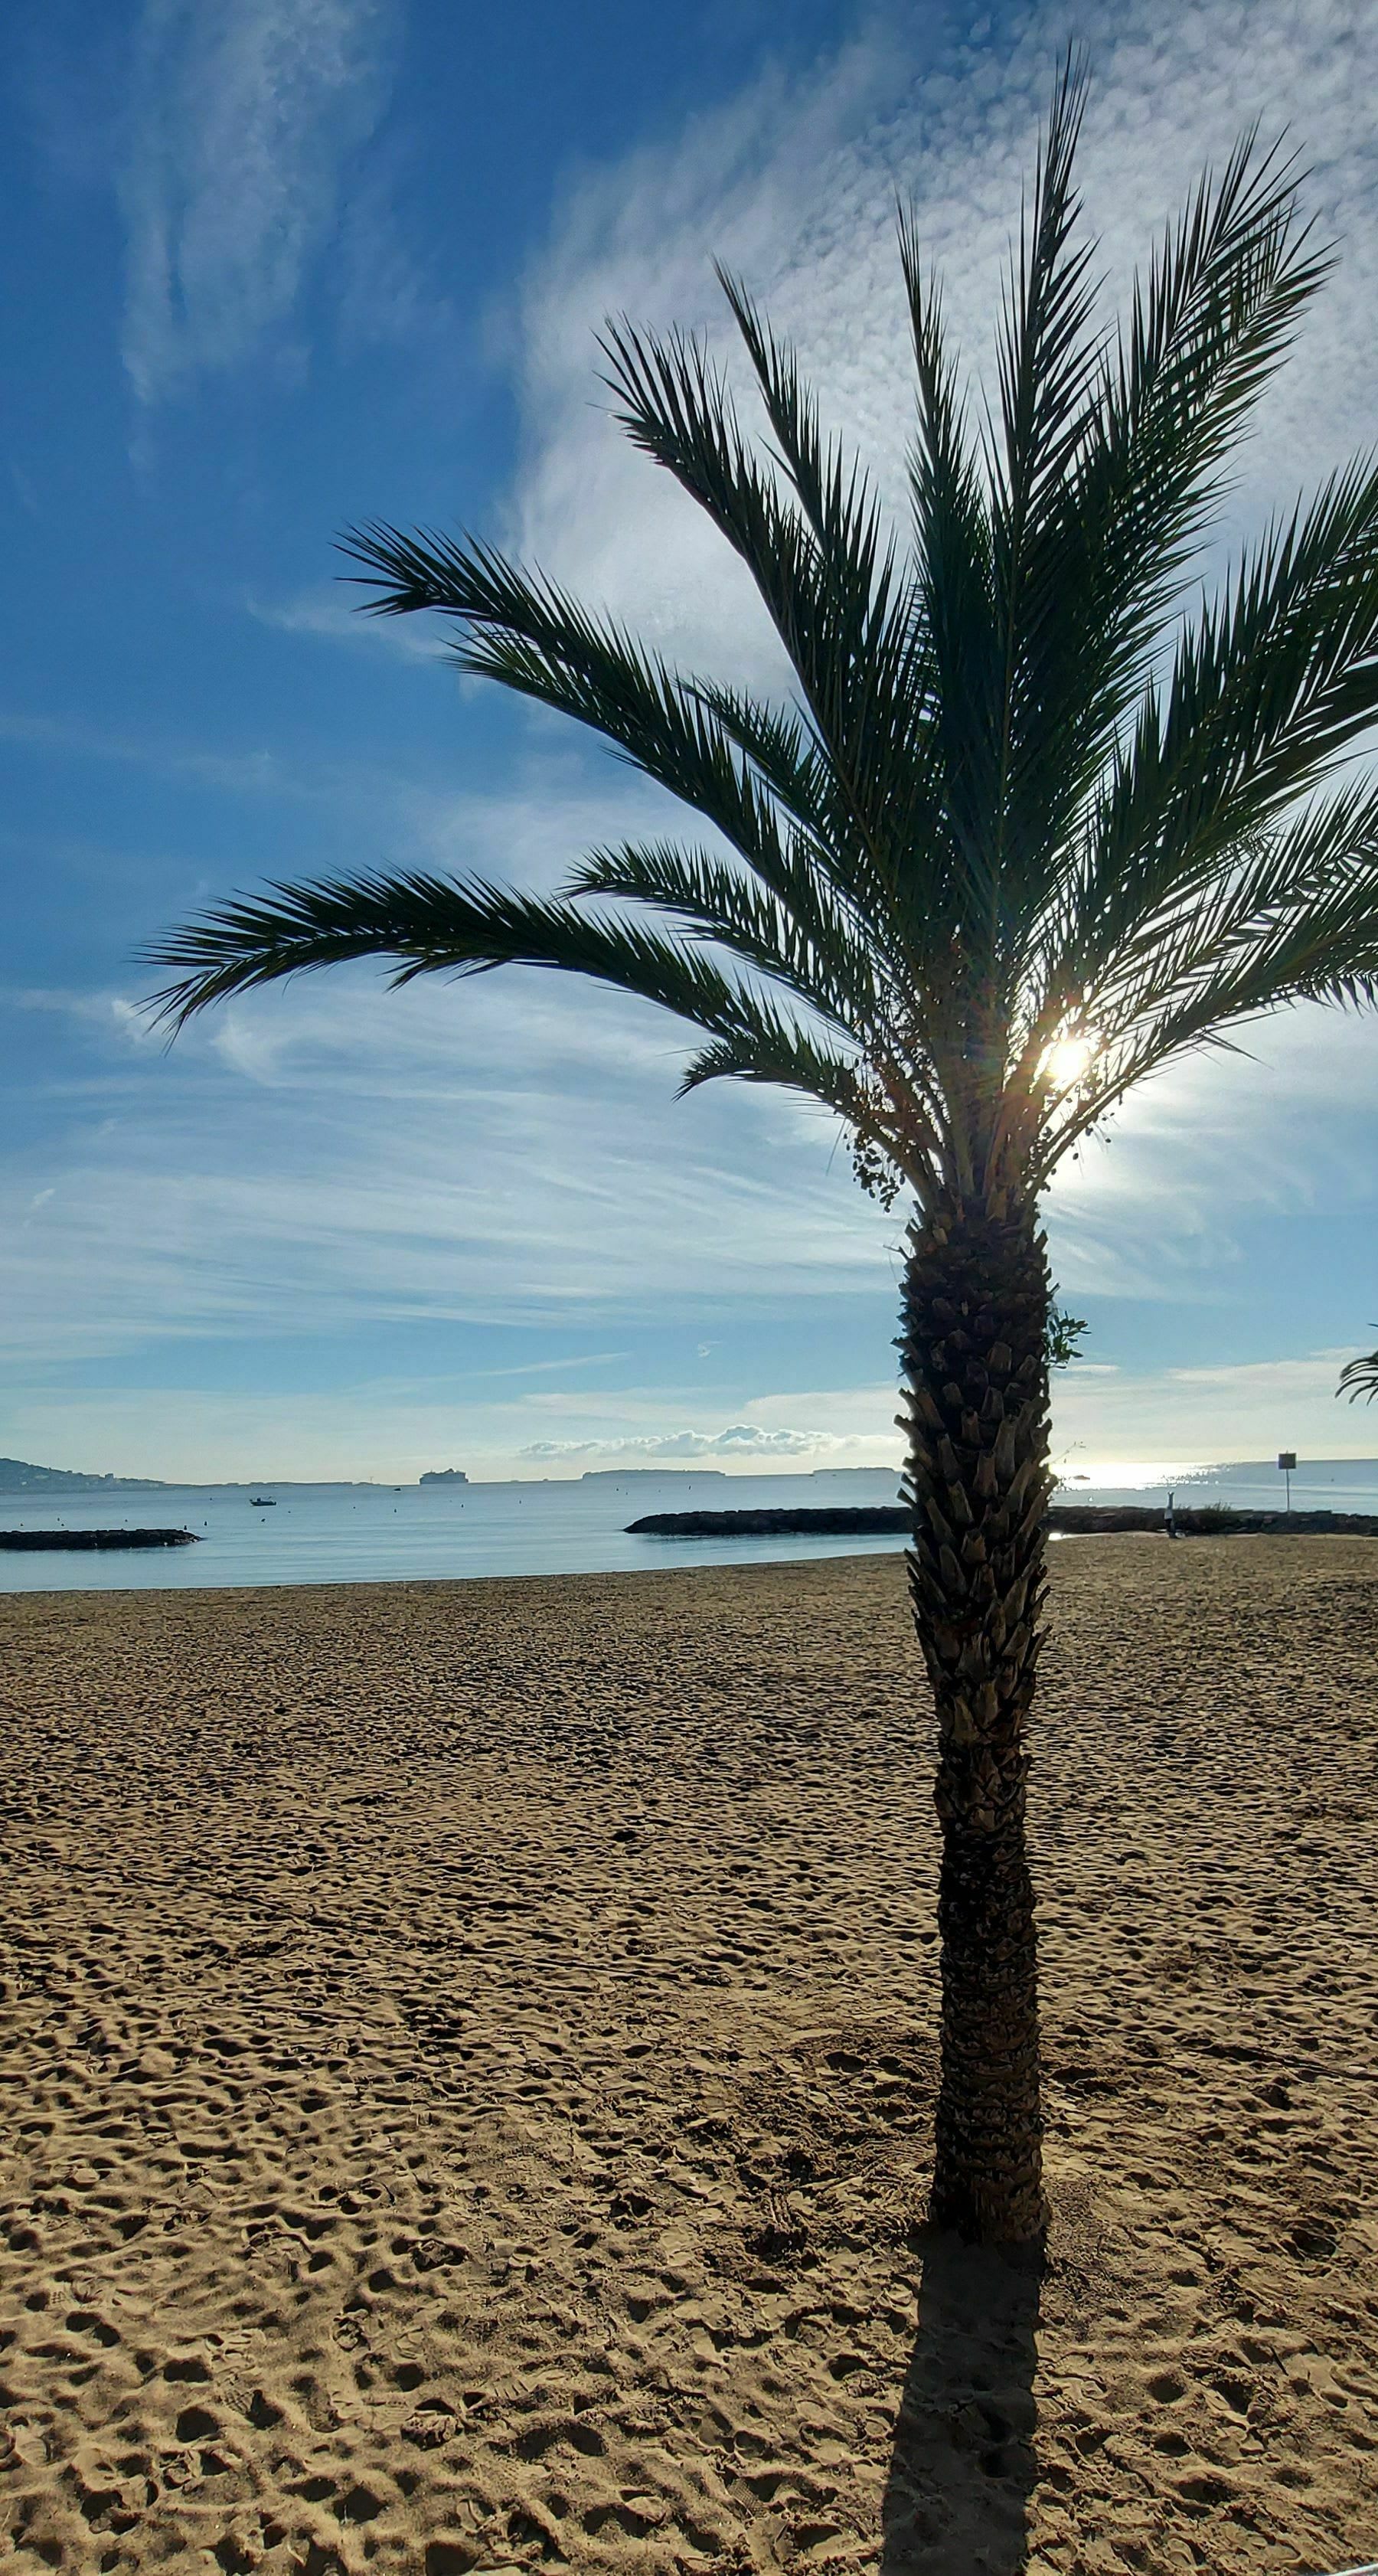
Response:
580,1466,727,1480
0,1456,169,1493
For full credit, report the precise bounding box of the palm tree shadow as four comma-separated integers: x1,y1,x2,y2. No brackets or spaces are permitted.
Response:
880,2226,1042,2574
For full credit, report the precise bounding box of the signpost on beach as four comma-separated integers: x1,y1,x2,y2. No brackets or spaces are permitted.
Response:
1278,1450,1297,1515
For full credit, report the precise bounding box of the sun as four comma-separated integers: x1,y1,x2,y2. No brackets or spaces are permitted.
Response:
1041,1030,1099,1093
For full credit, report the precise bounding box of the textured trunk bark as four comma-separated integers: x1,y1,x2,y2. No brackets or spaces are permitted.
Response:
899,1190,1051,2244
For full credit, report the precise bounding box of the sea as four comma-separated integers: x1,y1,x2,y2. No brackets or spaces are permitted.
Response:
4,1458,1378,1595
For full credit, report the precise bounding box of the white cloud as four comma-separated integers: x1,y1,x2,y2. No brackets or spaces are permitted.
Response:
3,1342,1368,1485
1052,1345,1373,1468
510,0,1378,673
519,1424,838,1460
0,1376,881,1487
119,0,395,403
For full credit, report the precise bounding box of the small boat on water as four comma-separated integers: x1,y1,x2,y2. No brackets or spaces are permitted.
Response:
250,1496,276,1507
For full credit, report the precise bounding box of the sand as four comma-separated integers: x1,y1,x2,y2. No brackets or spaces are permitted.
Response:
1,1538,1375,2576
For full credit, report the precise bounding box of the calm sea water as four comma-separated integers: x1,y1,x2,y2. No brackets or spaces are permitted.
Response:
0,1470,908,1594
2,1459,1376,1595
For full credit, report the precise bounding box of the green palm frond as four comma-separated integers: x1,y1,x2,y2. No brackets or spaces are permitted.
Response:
971,51,1103,956
1060,459,1378,992
990,52,1102,619
711,263,895,620
676,1030,944,1194
1338,1349,1378,1404
142,868,848,1077
148,60,1378,1224
1089,779,1378,1033
567,840,883,1034
342,515,941,992
342,523,786,839
1007,132,1330,904
1026,789,1378,1175
596,314,949,944
899,229,999,930
685,685,830,835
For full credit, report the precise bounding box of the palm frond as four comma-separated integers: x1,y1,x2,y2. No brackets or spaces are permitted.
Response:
350,515,949,972
1057,457,1378,989
1033,805,1378,1175
991,51,1102,569
1007,129,1328,904
1338,1349,1378,1404
149,74,1378,1231
977,51,1104,947
899,225,1000,929
344,525,775,835
566,839,883,1035
344,512,942,990
686,682,837,845
141,868,855,1100
1086,778,1378,1034
677,1030,944,1194
596,312,951,943
713,263,892,621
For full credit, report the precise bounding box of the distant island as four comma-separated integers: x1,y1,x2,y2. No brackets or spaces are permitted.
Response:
0,1454,169,1495
807,1466,902,1479
579,1466,728,1480
420,1469,469,1485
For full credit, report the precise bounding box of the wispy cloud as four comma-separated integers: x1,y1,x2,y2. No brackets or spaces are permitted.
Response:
0,709,674,900
245,585,446,662
0,969,898,1364
119,0,396,404
1043,1006,1378,1301
4,988,161,1048
0,706,290,796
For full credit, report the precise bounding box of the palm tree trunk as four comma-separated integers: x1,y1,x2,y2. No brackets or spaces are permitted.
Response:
899,1188,1051,2244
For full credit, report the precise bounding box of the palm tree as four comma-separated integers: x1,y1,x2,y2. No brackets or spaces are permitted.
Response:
146,62,1378,2244
1338,1348,1378,1404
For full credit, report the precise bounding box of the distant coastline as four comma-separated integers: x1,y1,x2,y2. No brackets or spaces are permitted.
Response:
8,1450,1378,1502
0,1456,170,1496
0,1453,900,1494
0,1456,382,1496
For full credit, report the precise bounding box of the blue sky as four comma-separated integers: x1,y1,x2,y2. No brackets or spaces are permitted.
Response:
5,0,1378,1483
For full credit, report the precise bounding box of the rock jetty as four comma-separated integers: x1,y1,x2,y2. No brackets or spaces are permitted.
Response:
0,1528,201,1552
626,1502,1378,1539
629,1505,907,1537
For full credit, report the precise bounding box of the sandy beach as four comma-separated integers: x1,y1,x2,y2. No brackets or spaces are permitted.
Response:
1,1538,1375,2575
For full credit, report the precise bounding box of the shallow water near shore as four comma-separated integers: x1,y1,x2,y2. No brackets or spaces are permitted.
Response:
4,1457,1378,1591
